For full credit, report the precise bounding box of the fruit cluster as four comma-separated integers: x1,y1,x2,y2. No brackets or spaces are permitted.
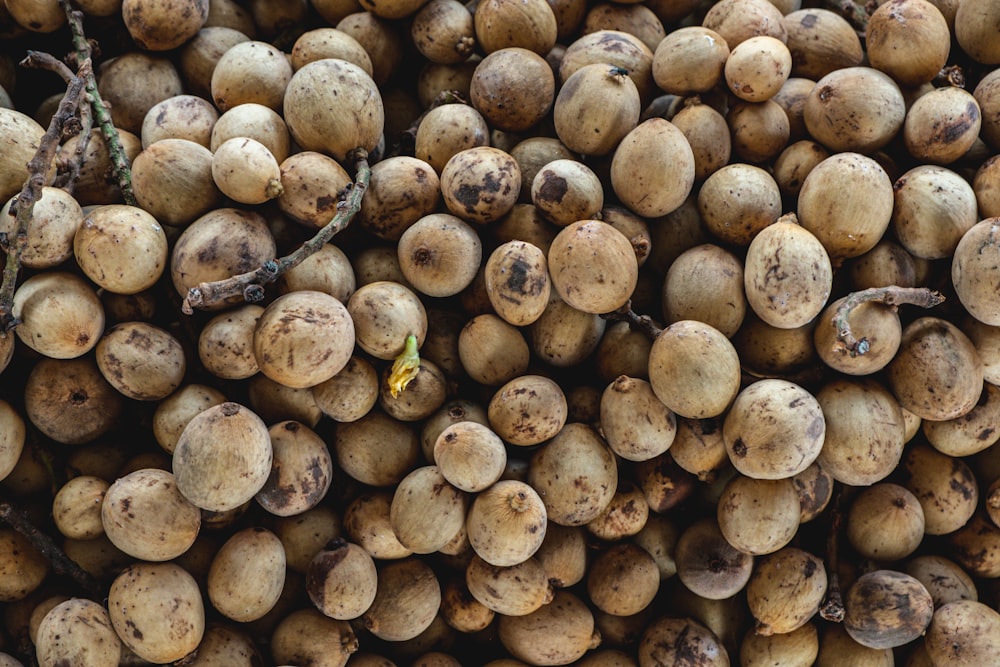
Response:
1,0,1000,665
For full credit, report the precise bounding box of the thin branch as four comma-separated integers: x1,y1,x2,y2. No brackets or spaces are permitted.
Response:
182,149,371,314
61,0,137,206
0,62,88,334
54,98,93,193
0,500,104,599
833,286,945,356
600,301,663,340
819,484,846,623
22,49,76,83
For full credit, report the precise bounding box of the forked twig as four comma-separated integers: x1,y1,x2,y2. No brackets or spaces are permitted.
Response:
61,0,137,206
0,500,104,599
0,61,88,333
600,300,664,340
182,149,371,313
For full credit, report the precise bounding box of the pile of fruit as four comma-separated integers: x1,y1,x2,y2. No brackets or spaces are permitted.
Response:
1,0,1000,665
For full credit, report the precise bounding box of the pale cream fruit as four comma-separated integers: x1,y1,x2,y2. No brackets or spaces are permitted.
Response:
107,563,204,664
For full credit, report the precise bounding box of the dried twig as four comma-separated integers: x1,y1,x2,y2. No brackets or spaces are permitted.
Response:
833,286,945,356
819,484,846,623
0,62,88,334
54,98,93,193
182,149,372,313
600,301,664,341
0,500,104,599
60,0,137,206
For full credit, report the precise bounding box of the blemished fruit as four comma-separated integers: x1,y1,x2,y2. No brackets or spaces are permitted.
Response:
4,1,1000,665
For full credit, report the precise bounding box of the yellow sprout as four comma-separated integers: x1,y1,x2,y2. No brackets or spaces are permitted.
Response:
388,334,420,398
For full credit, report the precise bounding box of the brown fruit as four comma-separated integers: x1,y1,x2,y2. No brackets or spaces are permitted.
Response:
675,517,754,601
498,590,600,665
466,555,553,616
207,527,286,622
904,87,982,165
529,423,618,527
101,468,200,561
803,67,905,154
107,563,205,664
12,272,104,360
638,615,728,667
886,317,984,421
743,217,832,329
0,186,83,269
746,547,827,635
172,402,273,512
843,570,934,650
816,378,906,486
347,281,427,361
723,379,825,480
611,118,695,218
924,600,1000,666
363,558,441,642
94,321,185,401
652,26,729,95
282,58,383,161
740,623,818,667
904,555,978,607
866,0,950,86
470,47,555,132
847,483,925,561
74,204,168,294
123,0,207,50
648,320,741,420
547,220,638,314
270,609,358,667
291,27,373,74
439,146,521,224
0,529,48,601
587,543,660,616
466,479,547,567
698,163,782,247
717,475,801,555
433,422,506,493
34,598,120,667
553,63,641,157
390,466,466,554
782,8,863,79
474,0,557,55
359,156,440,241
724,35,791,102
902,444,979,536
211,40,292,112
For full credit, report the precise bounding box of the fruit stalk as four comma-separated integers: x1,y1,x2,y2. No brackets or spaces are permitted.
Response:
600,300,663,341
182,148,371,313
832,285,945,356
0,56,87,334
819,484,846,623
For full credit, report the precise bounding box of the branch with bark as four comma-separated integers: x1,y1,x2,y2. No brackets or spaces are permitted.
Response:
833,286,945,356
181,148,371,313
0,57,88,334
